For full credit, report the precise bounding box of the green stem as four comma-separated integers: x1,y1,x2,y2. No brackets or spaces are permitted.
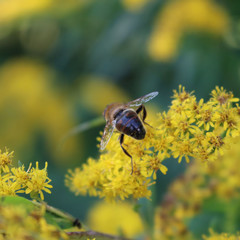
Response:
59,117,105,148
31,200,87,229
32,201,131,239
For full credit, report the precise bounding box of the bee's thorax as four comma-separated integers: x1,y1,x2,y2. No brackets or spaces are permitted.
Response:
103,103,125,122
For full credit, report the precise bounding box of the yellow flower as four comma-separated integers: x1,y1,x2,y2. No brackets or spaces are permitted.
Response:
203,230,240,240
11,164,30,186
0,148,14,173
171,136,192,163
0,174,23,196
66,126,160,201
210,86,239,106
148,30,181,61
87,201,143,238
148,0,229,61
0,148,52,200
196,104,215,131
66,86,240,201
25,162,53,200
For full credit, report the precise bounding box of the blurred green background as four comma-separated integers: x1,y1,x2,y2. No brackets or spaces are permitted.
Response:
0,0,240,227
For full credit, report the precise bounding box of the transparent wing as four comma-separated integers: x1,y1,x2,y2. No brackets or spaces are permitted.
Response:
100,121,115,150
127,91,159,107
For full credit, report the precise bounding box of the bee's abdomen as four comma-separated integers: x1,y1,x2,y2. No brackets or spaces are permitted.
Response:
115,110,145,140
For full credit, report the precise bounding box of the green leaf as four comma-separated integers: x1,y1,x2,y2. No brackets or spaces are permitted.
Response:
31,201,81,230
202,196,228,213
0,196,125,239
188,212,225,238
0,196,79,230
0,195,35,212
44,211,74,230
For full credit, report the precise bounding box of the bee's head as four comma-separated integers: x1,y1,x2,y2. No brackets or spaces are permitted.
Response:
103,103,123,122
103,104,110,121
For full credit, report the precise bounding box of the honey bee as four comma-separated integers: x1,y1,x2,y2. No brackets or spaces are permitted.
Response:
100,91,159,174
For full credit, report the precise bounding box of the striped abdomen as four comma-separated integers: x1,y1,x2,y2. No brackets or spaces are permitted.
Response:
115,109,146,140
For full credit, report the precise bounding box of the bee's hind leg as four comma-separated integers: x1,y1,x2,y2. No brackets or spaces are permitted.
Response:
119,134,134,175
136,105,153,128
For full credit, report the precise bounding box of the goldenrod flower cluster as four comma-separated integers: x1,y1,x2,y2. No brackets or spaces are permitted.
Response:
158,85,239,164
0,148,52,200
66,86,240,201
148,0,229,61
203,230,240,240
0,204,68,240
154,133,240,239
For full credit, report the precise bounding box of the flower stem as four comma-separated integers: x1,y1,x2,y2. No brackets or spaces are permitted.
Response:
31,200,85,229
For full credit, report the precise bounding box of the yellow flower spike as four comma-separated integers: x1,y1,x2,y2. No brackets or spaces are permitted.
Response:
0,149,52,197
11,165,30,188
0,148,14,173
203,230,240,240
25,161,52,200
66,86,240,201
0,156,53,200
0,177,22,196
148,30,180,61
210,86,239,106
148,0,229,61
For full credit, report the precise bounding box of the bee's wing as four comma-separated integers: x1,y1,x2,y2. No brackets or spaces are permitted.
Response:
127,91,159,107
100,120,116,151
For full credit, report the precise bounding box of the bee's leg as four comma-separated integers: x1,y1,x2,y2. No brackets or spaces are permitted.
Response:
136,105,153,128
119,134,134,174
136,105,144,118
